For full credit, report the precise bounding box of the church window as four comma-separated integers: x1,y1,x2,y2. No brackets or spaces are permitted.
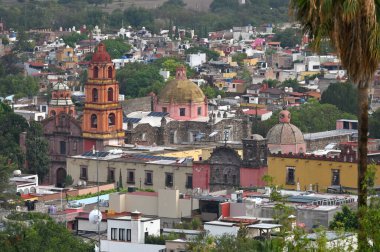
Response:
332,169,340,186
286,167,295,185
93,66,99,78
108,113,115,126
162,107,167,113
92,88,98,102
179,108,186,116
50,110,56,117
108,87,113,101
91,114,97,128
197,107,202,115
108,66,113,78
60,141,66,155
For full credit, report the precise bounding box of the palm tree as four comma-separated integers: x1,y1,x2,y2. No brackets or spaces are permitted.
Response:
289,1,380,250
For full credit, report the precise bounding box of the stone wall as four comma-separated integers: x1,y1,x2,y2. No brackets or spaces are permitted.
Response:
122,96,152,114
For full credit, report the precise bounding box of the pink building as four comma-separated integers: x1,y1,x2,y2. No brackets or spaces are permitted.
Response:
153,66,208,120
266,109,306,154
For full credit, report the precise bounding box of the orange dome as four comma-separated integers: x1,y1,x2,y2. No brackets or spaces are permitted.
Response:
91,43,111,63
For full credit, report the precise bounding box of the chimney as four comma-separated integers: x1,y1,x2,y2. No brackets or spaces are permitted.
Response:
131,210,143,243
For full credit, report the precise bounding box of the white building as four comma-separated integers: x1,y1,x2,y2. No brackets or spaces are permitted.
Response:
10,172,39,195
186,53,206,68
14,110,46,121
100,211,165,252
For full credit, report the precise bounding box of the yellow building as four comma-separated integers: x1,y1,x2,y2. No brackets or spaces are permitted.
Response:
268,150,380,192
56,45,78,69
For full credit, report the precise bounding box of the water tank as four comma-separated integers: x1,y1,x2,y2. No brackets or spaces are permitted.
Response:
89,209,103,225
13,170,22,177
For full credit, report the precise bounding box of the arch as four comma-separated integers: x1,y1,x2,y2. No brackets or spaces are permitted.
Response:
92,88,98,102
93,66,99,78
107,87,113,102
50,110,56,116
30,187,36,193
108,66,113,78
56,168,67,188
24,188,29,194
91,114,97,128
108,113,115,126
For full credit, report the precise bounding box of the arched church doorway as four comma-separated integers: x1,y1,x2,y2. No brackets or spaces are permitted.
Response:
56,168,67,188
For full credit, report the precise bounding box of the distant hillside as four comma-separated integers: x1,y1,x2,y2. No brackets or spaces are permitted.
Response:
1,0,213,11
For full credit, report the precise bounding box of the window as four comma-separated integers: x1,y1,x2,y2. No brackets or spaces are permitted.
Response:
186,174,192,189
50,110,56,117
108,87,113,101
93,66,99,78
145,171,153,185
332,169,340,186
91,114,97,128
233,84,236,88
232,175,237,185
108,113,115,126
127,170,135,184
119,228,125,241
92,88,98,102
224,174,228,183
162,107,167,113
286,167,295,185
197,107,202,116
111,228,117,240
165,173,173,187
108,66,113,78
126,229,131,242
59,141,66,155
108,168,115,183
179,108,186,116
80,166,87,180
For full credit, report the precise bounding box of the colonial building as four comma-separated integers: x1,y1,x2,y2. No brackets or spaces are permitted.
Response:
125,66,251,145
42,81,83,186
193,134,268,192
66,151,193,193
268,145,380,192
82,43,125,151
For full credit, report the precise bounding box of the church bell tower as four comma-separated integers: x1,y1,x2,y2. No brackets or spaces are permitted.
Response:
82,43,124,151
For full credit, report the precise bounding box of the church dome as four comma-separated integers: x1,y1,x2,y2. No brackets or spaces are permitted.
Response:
266,109,304,145
52,81,70,91
91,43,111,63
158,66,205,104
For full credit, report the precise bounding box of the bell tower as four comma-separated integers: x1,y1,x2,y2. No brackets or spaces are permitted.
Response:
82,43,124,151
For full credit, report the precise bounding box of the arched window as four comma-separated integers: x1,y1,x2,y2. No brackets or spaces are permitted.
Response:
107,87,113,101
91,114,97,128
50,110,56,117
108,66,113,78
93,66,99,78
108,113,115,126
92,88,98,102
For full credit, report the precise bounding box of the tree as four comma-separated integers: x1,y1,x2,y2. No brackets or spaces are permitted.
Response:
279,78,308,93
62,32,88,48
116,62,165,98
0,214,93,251
231,52,247,66
290,2,380,249
0,155,15,194
321,83,358,115
272,28,302,48
329,205,359,231
25,121,50,182
101,38,131,59
254,101,356,136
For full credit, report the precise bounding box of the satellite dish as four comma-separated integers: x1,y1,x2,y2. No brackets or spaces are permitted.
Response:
89,209,103,225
